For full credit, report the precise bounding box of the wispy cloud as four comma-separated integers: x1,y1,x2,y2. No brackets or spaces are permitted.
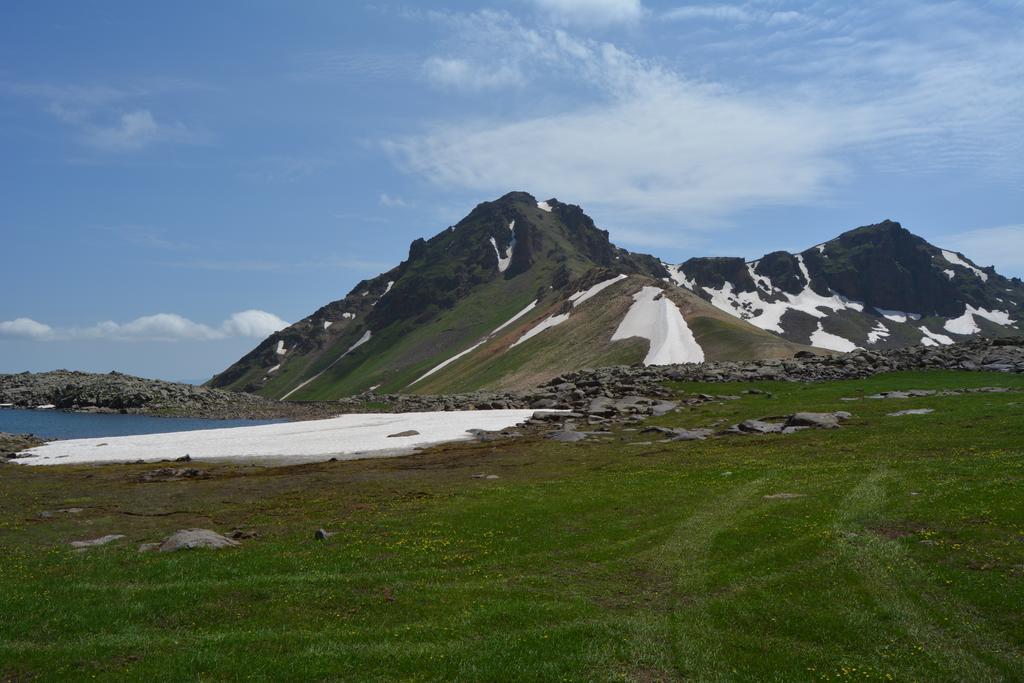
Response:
526,0,645,25
378,193,408,208
387,4,1024,218
6,79,205,152
0,310,289,343
422,57,526,91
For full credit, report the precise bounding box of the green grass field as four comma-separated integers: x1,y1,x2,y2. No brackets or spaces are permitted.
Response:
2,370,1023,681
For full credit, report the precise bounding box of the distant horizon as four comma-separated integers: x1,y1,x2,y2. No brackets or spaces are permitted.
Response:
3,1,1021,380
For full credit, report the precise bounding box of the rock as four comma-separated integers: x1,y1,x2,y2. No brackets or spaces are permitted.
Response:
314,528,334,541
669,428,713,441
763,493,806,500
138,542,161,553
137,467,209,483
175,454,192,462
70,534,125,549
730,419,785,434
887,408,935,416
386,430,420,438
785,412,851,430
471,473,500,479
158,529,239,552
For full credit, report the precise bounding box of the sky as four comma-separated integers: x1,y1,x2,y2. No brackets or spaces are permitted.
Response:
2,0,1022,382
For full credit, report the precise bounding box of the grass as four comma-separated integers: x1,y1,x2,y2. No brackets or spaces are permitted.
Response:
1,370,1023,680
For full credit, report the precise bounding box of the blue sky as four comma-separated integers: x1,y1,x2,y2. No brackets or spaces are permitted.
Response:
2,0,1022,381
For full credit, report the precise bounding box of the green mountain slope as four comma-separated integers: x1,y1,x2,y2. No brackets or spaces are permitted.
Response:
209,192,809,399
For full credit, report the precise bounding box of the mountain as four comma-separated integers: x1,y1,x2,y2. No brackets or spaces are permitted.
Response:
209,197,1022,400
208,192,807,399
668,220,1024,352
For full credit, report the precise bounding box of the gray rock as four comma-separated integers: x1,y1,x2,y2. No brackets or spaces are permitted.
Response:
763,493,806,500
731,419,785,434
887,408,935,416
314,528,335,540
386,430,420,438
785,412,851,430
70,534,124,549
159,529,239,552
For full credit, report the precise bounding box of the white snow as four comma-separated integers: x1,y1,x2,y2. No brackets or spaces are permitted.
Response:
368,384,381,392
383,280,395,296
815,244,826,254
867,321,890,344
341,312,356,320
510,312,570,348
611,286,704,365
268,364,280,373
569,274,628,308
280,330,372,400
943,304,1015,335
943,269,955,280
275,340,287,355
35,404,56,410
488,221,516,273
15,410,545,467
411,300,539,384
0,403,13,407
665,264,695,290
323,321,333,330
809,322,859,352
747,263,775,293
537,200,552,212
489,299,538,335
940,250,988,281
875,308,921,324
919,326,954,346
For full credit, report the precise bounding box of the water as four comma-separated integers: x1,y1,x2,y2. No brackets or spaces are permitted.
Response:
0,408,286,440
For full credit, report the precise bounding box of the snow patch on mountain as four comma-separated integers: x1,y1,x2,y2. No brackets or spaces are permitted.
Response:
695,268,864,335
489,220,516,273
537,201,552,212
665,264,695,290
875,308,921,324
810,322,859,352
867,321,890,344
511,312,571,348
412,299,539,384
323,321,333,330
281,330,372,400
940,250,988,281
275,340,287,355
918,326,954,347
611,286,704,365
569,274,627,308
944,304,1015,335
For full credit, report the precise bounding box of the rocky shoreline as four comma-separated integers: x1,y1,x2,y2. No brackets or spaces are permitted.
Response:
2,338,1021,425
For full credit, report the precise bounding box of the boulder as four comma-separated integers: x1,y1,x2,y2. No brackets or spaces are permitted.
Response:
158,529,239,552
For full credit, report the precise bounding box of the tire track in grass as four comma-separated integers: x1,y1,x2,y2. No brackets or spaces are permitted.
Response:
833,467,1024,679
642,478,768,678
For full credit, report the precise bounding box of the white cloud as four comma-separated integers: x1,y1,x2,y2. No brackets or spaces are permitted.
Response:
0,318,54,340
390,6,1023,217
389,21,856,216
663,5,752,22
423,57,525,90
0,310,290,343
220,310,290,338
527,0,644,25
7,81,203,152
941,225,1024,277
378,193,408,207
77,314,223,341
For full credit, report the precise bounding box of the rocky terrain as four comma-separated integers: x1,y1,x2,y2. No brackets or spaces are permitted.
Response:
0,370,338,420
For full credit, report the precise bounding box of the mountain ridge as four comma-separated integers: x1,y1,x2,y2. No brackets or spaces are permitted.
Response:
208,193,1022,399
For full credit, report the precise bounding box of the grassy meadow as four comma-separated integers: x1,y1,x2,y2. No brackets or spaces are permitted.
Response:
1,369,1022,681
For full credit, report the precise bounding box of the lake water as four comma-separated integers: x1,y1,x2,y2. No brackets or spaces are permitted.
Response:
0,408,286,440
